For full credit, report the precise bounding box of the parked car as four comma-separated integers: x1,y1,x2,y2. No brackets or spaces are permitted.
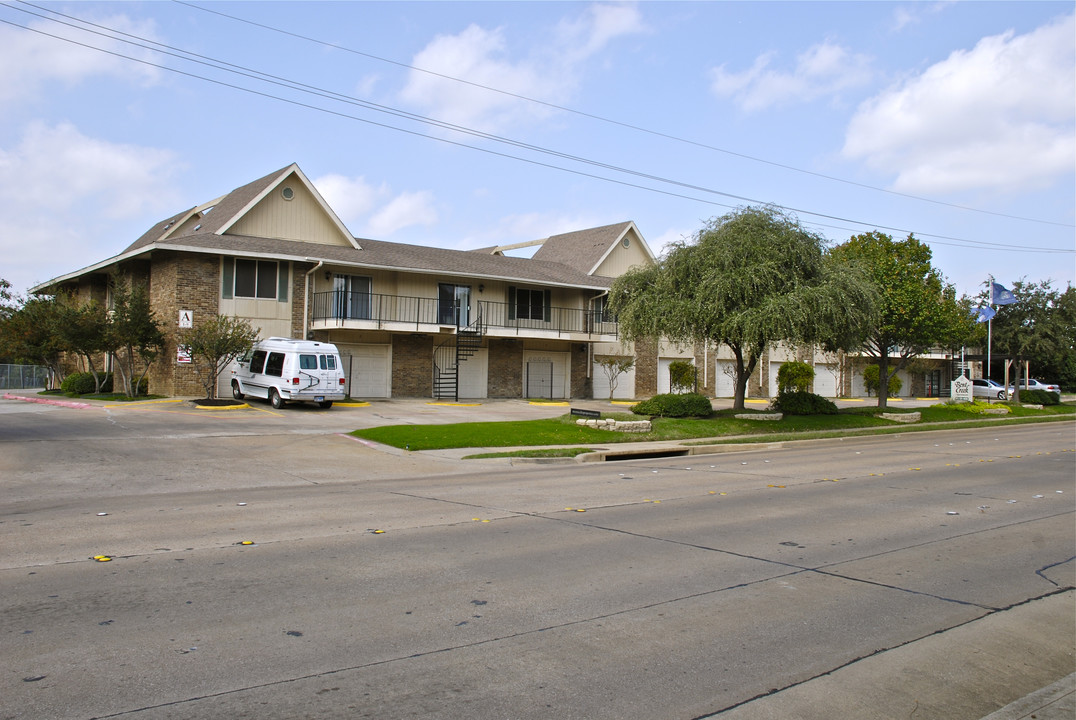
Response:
971,378,1007,400
1008,378,1061,395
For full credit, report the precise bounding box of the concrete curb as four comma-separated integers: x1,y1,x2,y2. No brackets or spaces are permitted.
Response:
979,673,1075,720
2,393,91,409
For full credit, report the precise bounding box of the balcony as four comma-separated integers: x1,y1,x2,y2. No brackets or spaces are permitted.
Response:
311,291,617,340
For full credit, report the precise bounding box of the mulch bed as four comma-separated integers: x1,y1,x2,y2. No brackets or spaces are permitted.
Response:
190,398,245,408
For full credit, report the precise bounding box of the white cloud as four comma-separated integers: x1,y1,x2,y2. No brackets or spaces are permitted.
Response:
314,173,439,238
710,41,874,112
313,173,380,227
398,4,645,133
366,191,438,236
843,14,1076,195
0,13,162,105
0,122,178,292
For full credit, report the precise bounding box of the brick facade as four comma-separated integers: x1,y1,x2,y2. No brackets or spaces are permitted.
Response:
391,334,433,397
488,339,523,398
145,252,222,397
570,342,590,398
633,336,658,397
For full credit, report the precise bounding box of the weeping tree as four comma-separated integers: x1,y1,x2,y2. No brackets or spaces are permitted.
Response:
609,206,878,410
830,232,974,408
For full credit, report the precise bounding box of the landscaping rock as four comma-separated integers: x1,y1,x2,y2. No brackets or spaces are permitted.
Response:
734,413,783,421
881,412,920,423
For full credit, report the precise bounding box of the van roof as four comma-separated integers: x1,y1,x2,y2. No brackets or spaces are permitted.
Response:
258,337,340,351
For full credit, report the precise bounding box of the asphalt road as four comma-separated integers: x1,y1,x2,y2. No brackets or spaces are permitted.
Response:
1,396,1073,719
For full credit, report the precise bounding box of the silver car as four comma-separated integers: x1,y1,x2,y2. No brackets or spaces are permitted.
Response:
972,378,1007,400
1009,378,1061,395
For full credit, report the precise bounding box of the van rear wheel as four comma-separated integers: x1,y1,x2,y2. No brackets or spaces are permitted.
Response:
318,400,333,409
231,381,244,400
269,388,285,409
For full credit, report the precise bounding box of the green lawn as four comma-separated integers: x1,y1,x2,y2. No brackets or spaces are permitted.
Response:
351,403,1075,452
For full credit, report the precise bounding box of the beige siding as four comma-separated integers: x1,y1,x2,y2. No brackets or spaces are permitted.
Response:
592,228,653,277
219,260,294,337
228,179,352,246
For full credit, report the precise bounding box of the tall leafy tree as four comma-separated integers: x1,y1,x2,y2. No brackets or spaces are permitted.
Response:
989,280,1074,401
609,206,878,410
830,231,974,408
181,315,259,399
0,295,67,387
110,282,165,398
53,293,111,393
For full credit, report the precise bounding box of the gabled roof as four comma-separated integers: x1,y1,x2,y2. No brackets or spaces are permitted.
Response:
531,221,653,275
33,165,642,293
120,164,358,254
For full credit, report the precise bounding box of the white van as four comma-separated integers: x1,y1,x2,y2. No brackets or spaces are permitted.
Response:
232,338,346,409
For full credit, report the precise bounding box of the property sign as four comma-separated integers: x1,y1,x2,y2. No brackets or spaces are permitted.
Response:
951,375,973,402
179,310,193,328
177,345,192,364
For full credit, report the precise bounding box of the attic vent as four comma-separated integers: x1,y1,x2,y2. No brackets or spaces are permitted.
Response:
281,187,295,201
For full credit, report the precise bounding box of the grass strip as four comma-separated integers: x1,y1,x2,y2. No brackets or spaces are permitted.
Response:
351,403,1073,452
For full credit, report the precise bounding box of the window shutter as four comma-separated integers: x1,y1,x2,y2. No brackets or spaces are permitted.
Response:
277,262,289,302
508,286,516,320
222,258,233,299
543,289,551,322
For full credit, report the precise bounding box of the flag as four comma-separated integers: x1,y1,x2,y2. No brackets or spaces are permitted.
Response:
973,306,996,323
991,282,1017,305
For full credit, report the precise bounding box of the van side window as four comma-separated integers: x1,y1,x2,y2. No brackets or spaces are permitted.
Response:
265,352,285,377
320,355,337,370
249,350,267,374
299,354,318,370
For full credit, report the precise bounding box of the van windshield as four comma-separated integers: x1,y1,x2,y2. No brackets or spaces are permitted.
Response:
299,354,318,370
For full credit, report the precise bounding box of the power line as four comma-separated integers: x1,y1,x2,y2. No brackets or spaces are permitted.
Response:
1,5,1072,256
172,0,1075,230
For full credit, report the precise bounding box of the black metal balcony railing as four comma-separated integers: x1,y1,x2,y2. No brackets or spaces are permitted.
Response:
312,291,617,338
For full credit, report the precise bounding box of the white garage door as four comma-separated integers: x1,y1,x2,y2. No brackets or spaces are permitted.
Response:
339,344,390,398
813,364,837,397
592,361,635,400
715,360,736,398
457,348,488,399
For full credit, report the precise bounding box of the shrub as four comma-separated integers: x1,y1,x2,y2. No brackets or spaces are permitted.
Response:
776,361,814,394
863,365,902,397
770,390,838,415
60,371,112,395
632,392,713,418
1017,389,1060,406
668,360,696,393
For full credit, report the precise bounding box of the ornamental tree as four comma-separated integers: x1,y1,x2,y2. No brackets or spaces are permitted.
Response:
181,315,259,399
830,231,974,408
609,206,878,410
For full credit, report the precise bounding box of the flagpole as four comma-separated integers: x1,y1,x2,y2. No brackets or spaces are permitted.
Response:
987,275,992,379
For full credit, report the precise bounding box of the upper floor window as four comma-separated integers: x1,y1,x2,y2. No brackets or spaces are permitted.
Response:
508,286,550,322
223,258,287,301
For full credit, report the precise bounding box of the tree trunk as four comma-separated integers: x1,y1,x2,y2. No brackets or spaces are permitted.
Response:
876,352,890,409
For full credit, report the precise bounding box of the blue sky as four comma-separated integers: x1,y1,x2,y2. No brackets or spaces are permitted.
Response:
1,1,1073,300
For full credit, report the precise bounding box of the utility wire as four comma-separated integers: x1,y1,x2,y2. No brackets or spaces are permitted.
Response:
172,0,1074,230
1,5,1071,255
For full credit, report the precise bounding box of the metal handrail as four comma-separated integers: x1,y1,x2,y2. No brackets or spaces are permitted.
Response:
311,291,616,337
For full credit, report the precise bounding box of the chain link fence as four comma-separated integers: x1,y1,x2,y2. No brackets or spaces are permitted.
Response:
0,364,50,389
